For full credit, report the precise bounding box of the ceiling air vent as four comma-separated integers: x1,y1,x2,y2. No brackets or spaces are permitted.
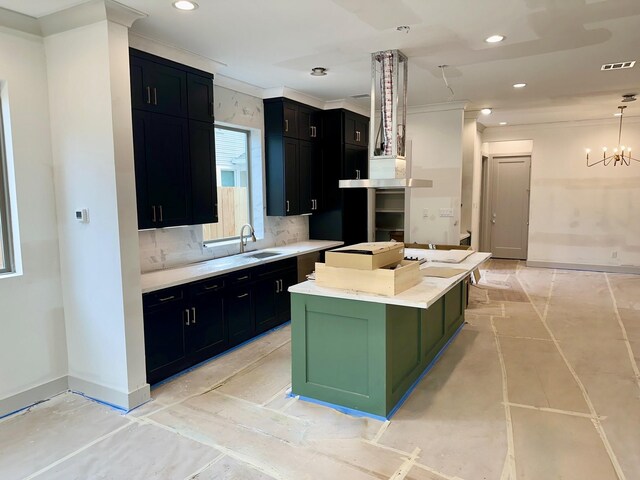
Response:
601,61,636,71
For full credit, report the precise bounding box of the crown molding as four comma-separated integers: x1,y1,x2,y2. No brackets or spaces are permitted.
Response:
39,0,146,37
0,7,41,36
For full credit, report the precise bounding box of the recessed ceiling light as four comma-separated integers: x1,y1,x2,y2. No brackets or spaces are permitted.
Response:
485,35,505,43
499,122,507,125
481,108,492,115
513,83,527,88
173,1,198,11
310,67,327,76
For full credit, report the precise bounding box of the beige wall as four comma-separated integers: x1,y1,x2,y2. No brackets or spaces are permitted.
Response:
483,118,640,270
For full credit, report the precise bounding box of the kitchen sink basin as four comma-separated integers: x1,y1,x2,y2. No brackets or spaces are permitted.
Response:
248,251,282,259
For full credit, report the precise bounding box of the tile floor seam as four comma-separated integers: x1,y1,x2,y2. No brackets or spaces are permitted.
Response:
497,334,553,342
604,273,640,393
513,270,628,480
137,339,292,419
411,460,467,480
388,446,420,480
504,401,605,420
181,452,225,480
22,422,132,480
490,315,517,480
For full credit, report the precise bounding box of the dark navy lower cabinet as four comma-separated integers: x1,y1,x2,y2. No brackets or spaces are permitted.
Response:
142,258,296,384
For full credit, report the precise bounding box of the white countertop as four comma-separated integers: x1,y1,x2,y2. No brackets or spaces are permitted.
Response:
289,249,491,309
141,240,343,293
460,232,471,241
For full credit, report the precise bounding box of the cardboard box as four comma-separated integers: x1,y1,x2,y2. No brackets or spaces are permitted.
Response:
315,260,421,296
325,242,404,270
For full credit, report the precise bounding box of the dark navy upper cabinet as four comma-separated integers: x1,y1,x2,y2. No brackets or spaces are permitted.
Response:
130,48,217,230
264,98,324,216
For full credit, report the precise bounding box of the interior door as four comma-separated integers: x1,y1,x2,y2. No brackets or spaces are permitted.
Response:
489,156,531,259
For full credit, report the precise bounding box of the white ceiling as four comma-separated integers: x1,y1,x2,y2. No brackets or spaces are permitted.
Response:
3,0,640,126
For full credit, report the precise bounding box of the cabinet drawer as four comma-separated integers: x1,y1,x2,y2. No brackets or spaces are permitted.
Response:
190,276,226,296
228,270,253,285
143,286,185,309
256,257,297,278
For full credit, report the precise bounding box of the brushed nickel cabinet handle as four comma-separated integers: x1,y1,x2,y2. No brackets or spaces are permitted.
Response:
159,205,163,222
286,200,290,213
204,284,219,291
356,169,361,180
184,309,190,326
152,205,157,223
237,293,249,299
285,119,289,132
279,279,284,292
275,280,280,293
146,86,151,104
237,275,249,281
153,87,158,105
191,307,196,324
158,295,175,302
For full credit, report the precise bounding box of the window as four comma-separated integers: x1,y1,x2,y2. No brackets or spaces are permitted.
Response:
203,126,251,242
0,100,14,273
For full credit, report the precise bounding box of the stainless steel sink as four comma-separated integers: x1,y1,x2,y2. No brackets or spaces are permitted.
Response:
248,251,282,259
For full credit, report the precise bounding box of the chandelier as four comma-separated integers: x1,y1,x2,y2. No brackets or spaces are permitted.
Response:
586,106,638,167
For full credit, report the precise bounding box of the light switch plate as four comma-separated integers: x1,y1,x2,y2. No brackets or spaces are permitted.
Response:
439,208,454,217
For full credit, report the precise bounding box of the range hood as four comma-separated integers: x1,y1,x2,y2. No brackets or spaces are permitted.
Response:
340,50,433,189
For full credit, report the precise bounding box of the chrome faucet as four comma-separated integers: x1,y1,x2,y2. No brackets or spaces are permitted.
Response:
239,223,256,253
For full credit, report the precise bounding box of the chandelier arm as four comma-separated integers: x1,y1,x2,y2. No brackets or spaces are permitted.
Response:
587,156,609,167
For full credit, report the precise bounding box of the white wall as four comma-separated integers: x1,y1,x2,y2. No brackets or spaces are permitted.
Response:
407,107,465,244
45,20,147,409
483,119,640,270
0,28,68,415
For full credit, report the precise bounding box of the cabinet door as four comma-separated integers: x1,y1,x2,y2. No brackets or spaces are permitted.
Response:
283,103,298,138
343,145,367,180
284,139,300,215
143,303,188,384
344,112,368,147
187,73,215,122
132,110,153,229
276,267,298,324
254,276,279,335
188,291,226,363
355,118,369,147
143,112,192,228
310,144,324,211
298,106,322,142
189,120,218,225
226,288,253,346
298,141,313,214
130,57,188,117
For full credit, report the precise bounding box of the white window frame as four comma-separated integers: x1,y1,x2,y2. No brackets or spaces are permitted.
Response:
203,125,252,244
0,97,15,275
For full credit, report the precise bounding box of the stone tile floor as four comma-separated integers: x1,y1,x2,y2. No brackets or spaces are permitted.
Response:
1,260,638,479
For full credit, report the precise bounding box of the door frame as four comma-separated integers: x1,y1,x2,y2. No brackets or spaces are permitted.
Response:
480,153,532,259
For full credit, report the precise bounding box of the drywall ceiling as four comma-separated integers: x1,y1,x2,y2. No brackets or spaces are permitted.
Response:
3,0,639,126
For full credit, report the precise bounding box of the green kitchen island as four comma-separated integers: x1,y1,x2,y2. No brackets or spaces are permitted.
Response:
289,250,491,419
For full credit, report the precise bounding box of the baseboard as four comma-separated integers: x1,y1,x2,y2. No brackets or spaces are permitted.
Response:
526,261,640,275
68,376,150,412
0,376,69,419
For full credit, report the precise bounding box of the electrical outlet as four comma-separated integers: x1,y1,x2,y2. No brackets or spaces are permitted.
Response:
422,208,429,218
439,208,454,217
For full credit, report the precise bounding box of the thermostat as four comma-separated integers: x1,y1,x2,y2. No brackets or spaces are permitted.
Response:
75,209,89,223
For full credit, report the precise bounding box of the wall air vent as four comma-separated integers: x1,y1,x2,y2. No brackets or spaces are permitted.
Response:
601,61,635,71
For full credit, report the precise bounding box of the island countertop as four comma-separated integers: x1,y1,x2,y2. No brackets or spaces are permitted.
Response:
141,240,343,293
289,249,491,309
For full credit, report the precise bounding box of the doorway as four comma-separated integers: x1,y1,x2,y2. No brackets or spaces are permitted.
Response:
482,156,531,259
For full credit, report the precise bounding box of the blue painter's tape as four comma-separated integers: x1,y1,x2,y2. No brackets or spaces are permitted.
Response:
151,321,291,390
288,393,388,422
290,321,466,421
70,391,129,414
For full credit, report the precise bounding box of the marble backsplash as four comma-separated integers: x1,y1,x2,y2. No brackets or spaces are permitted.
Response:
139,216,309,272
